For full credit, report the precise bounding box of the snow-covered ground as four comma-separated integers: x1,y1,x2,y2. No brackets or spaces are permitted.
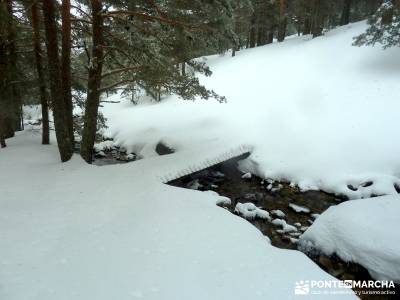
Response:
101,21,400,199
2,21,399,299
299,195,400,283
0,132,356,299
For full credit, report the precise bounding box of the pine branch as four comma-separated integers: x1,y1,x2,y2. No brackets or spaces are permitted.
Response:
98,79,137,92
101,66,143,79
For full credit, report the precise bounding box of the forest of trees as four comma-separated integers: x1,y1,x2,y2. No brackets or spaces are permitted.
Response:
0,0,397,163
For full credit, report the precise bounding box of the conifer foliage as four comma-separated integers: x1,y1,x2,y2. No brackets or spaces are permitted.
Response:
354,0,400,48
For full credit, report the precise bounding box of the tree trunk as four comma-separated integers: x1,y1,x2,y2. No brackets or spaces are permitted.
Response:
0,0,14,140
81,0,104,163
303,17,311,35
181,62,186,75
249,13,256,48
311,0,323,38
277,0,286,42
42,0,73,162
340,0,352,25
381,0,394,25
0,118,6,147
257,24,269,46
6,0,22,132
0,130,5,148
0,0,7,148
266,31,274,44
30,0,50,145
61,0,74,149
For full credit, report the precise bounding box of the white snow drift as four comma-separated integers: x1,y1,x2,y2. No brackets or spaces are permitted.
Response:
300,195,400,283
0,133,356,300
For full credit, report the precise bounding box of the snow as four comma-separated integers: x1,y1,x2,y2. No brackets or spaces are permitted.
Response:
289,203,311,214
0,132,356,299
299,195,400,283
234,202,271,220
241,172,252,179
93,140,116,152
203,191,231,206
271,219,298,233
311,213,320,219
187,179,203,190
4,21,398,299
271,209,286,218
126,153,135,160
101,21,400,199
22,105,53,131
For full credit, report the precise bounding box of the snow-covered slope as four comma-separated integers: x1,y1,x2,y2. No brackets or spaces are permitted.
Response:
299,195,400,283
102,21,400,198
0,132,356,299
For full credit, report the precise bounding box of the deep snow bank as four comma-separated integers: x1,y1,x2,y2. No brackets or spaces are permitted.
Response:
101,21,400,198
299,195,400,283
0,133,356,299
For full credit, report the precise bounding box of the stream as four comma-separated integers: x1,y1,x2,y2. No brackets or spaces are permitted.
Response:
94,146,398,299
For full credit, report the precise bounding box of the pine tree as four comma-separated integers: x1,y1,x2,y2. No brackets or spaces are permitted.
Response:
232,0,252,56
42,0,74,162
6,0,22,132
277,0,287,42
354,0,400,48
61,0,74,150
26,0,50,145
0,0,22,146
340,0,353,25
80,0,104,163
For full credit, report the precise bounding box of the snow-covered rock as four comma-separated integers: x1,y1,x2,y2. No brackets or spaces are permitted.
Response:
234,202,270,220
211,171,225,178
94,140,116,152
202,191,232,206
311,213,320,219
187,179,203,190
126,153,135,160
271,209,286,218
299,195,400,283
241,172,252,179
94,150,106,157
215,196,231,206
289,203,310,214
271,219,297,233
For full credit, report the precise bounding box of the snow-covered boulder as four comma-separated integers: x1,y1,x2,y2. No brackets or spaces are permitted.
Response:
271,209,286,218
271,219,297,233
94,140,116,152
202,190,231,206
235,202,270,220
241,172,252,179
289,203,310,214
299,195,400,283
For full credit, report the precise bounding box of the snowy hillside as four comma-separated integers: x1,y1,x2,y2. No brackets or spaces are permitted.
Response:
101,21,400,199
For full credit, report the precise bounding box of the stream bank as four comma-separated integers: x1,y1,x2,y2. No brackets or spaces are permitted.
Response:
92,145,398,299
168,156,398,299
